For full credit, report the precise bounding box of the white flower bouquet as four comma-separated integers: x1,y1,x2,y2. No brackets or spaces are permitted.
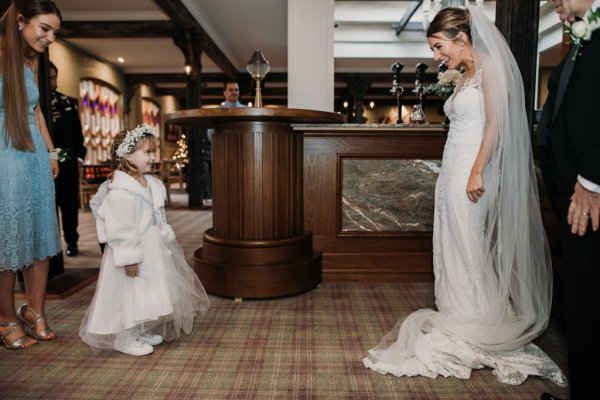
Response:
423,69,462,101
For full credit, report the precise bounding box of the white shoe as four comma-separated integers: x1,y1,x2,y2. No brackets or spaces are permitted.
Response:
137,332,163,346
114,336,153,356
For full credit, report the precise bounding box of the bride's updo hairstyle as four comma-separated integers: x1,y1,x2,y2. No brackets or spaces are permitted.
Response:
426,7,472,44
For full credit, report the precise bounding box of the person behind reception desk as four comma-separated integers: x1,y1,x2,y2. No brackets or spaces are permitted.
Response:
363,5,566,389
220,81,247,108
201,81,248,205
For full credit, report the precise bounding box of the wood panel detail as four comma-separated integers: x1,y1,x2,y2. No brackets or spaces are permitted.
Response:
299,125,448,282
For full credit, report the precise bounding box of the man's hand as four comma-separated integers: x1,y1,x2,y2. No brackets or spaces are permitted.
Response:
567,182,600,235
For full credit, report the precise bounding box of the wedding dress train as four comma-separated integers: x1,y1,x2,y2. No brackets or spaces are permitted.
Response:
363,74,566,386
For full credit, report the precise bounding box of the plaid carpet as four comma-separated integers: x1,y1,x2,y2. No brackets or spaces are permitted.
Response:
0,190,568,399
0,282,567,399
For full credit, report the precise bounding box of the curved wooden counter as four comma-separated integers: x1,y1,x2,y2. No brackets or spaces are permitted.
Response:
166,108,344,298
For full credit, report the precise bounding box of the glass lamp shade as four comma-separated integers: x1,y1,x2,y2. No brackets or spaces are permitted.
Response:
246,50,270,80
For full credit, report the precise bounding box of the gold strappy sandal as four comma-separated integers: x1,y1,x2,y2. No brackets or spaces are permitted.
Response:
16,303,57,341
0,320,37,350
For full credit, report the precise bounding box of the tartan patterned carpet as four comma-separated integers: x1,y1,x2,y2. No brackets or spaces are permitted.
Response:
0,190,568,399
0,282,567,399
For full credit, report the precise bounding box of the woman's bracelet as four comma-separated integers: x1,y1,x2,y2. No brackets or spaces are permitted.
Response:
48,148,58,160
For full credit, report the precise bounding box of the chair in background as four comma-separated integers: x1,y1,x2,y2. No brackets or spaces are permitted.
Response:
79,165,111,209
160,160,184,205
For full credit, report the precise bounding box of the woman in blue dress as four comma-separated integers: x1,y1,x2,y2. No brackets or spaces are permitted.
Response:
0,0,62,350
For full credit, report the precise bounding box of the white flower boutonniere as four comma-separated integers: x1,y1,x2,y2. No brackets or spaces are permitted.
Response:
57,148,70,162
564,0,600,59
48,147,69,162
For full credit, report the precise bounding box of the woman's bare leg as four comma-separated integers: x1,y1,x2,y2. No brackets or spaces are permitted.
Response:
21,259,56,339
0,270,36,347
0,271,17,322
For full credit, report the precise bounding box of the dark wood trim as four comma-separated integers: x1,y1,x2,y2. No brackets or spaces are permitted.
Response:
58,21,178,38
495,0,540,129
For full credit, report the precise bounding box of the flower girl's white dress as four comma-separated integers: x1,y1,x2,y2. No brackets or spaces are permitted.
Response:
80,171,210,351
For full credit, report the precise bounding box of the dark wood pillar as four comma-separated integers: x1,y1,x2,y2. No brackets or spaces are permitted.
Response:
495,0,540,130
345,77,372,123
174,30,208,208
166,108,345,298
123,83,142,129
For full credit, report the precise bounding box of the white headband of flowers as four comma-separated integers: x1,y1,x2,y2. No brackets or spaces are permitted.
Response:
115,124,158,159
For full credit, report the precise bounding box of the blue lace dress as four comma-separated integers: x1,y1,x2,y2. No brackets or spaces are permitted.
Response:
0,67,61,271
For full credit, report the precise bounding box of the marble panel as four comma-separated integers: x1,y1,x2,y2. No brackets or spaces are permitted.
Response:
342,159,441,232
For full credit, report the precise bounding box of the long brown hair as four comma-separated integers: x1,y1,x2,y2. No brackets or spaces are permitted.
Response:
426,7,471,43
0,0,62,151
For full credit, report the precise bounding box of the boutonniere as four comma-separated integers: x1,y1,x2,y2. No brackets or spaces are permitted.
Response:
565,1,600,59
48,147,69,162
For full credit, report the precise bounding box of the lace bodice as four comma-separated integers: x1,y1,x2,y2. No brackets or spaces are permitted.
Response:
443,74,484,147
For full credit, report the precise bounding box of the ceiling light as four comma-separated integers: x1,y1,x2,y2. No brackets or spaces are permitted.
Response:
117,57,124,63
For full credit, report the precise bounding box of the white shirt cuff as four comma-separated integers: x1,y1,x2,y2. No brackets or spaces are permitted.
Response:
578,175,600,193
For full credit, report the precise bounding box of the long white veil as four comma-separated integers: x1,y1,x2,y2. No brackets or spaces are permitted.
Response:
465,4,552,349
368,3,553,360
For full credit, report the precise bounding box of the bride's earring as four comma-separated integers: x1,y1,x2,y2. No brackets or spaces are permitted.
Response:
460,44,465,51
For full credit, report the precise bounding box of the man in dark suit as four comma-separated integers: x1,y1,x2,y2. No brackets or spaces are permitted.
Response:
538,1,600,399
49,62,87,256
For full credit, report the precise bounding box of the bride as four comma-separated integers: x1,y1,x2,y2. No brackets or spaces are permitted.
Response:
363,5,566,386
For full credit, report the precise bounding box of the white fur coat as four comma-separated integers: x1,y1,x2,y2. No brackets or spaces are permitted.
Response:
96,170,175,267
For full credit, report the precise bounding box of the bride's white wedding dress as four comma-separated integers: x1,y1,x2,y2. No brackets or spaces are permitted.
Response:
362,74,567,386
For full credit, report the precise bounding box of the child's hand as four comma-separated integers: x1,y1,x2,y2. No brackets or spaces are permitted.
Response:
125,264,139,278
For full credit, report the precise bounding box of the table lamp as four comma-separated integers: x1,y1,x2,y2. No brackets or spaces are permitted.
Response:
246,50,270,108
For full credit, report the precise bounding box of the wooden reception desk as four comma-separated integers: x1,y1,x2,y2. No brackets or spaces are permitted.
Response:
296,123,448,282
166,108,344,298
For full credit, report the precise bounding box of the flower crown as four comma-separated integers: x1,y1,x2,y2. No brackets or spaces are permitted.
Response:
115,124,158,159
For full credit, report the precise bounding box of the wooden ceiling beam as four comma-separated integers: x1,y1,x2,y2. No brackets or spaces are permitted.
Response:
126,71,438,87
58,21,178,38
393,0,423,36
126,73,188,85
153,0,238,79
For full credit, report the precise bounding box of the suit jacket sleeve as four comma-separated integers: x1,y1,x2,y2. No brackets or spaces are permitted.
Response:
579,120,600,185
69,96,87,160
575,31,600,185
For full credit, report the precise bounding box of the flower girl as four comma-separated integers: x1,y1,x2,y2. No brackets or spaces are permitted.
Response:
80,125,210,356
